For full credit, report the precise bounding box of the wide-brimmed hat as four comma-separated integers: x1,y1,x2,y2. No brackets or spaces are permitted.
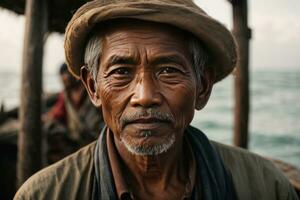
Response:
65,0,237,82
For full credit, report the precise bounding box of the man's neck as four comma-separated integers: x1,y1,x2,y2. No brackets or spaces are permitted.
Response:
113,134,190,199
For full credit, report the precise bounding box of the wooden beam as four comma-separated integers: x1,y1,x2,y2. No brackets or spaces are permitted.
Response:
231,0,251,148
17,0,48,187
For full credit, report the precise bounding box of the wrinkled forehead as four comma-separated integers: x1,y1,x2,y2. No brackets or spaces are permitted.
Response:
86,18,191,47
85,19,194,66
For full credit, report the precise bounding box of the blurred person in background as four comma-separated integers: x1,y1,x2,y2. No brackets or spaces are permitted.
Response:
43,63,104,163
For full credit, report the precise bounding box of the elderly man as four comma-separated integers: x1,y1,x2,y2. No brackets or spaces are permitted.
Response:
14,0,298,199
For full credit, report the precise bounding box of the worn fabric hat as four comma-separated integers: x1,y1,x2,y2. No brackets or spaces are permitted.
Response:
65,0,237,82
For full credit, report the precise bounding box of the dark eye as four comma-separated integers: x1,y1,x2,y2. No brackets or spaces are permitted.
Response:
111,67,131,75
160,67,181,74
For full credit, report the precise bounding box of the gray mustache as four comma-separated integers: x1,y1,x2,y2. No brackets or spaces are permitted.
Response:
120,108,174,129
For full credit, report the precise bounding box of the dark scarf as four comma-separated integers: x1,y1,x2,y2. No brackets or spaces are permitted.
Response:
92,126,236,199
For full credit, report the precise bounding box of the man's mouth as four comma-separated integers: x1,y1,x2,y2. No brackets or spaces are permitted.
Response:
125,117,170,129
120,109,174,130
128,117,169,124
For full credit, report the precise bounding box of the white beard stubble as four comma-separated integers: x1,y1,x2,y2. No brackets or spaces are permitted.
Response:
120,132,176,156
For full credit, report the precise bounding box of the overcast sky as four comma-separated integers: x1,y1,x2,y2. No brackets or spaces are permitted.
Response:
0,0,299,74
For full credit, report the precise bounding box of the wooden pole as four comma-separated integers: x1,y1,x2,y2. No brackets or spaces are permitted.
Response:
231,0,251,148
17,0,48,187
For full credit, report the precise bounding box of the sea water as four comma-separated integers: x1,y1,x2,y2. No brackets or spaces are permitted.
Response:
1,68,300,167
192,68,300,167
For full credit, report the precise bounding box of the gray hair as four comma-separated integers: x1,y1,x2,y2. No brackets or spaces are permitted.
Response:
84,33,102,81
84,32,209,88
187,35,209,90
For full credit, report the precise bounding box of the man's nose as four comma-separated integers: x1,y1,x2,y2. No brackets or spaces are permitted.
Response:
130,73,162,107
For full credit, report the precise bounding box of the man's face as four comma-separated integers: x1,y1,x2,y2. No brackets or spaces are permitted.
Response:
88,21,203,155
61,71,79,90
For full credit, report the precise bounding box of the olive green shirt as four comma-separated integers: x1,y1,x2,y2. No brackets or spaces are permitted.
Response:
14,141,298,200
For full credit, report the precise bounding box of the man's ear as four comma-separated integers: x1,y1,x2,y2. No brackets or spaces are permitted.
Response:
80,66,101,107
195,68,215,110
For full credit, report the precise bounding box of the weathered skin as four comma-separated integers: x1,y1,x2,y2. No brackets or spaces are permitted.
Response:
81,20,214,199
